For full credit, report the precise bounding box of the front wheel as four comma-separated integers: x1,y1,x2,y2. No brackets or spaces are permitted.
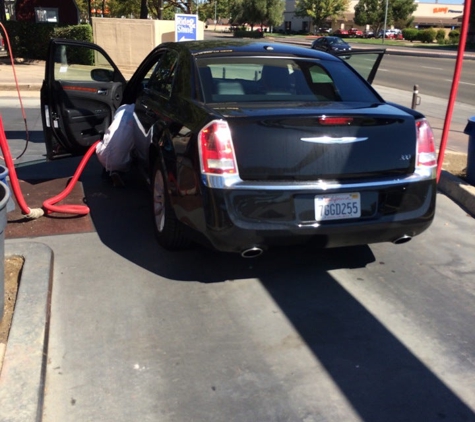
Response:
152,159,191,250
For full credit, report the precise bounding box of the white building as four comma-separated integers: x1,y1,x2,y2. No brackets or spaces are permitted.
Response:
278,0,464,33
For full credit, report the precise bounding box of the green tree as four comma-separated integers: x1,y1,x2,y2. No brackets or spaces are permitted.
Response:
294,0,350,30
74,0,90,22
148,0,164,19
243,0,267,29
391,0,417,27
107,0,185,18
354,0,417,34
354,0,386,34
164,0,194,14
266,0,285,28
107,0,141,18
232,0,284,29
78,0,229,22
230,0,245,24
199,0,232,24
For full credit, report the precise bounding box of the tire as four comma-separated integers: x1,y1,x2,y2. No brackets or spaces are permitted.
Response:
152,159,191,250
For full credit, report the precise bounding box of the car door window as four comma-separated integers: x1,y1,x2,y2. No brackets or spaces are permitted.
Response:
334,49,385,84
53,44,116,82
146,50,179,98
309,65,333,84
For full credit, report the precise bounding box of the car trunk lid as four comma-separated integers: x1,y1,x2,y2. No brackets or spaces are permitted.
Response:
211,102,417,181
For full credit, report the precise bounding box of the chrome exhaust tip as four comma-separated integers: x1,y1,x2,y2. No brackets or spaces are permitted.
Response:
393,235,412,245
241,247,264,258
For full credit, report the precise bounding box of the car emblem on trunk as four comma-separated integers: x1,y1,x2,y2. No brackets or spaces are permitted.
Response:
300,136,368,144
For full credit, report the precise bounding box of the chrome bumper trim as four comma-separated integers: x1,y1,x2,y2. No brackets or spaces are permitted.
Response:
201,168,436,190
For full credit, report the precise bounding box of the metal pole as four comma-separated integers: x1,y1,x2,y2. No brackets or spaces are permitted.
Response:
411,84,419,109
436,0,472,181
0,0,6,22
214,0,217,31
382,0,388,44
88,0,92,24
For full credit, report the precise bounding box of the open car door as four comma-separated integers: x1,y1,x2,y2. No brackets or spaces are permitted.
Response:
334,49,386,84
41,39,126,159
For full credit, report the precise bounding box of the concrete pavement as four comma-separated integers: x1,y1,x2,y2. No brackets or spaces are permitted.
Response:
0,41,475,421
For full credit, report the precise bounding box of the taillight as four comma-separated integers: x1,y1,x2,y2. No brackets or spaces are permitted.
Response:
319,116,353,126
416,119,437,168
199,120,237,175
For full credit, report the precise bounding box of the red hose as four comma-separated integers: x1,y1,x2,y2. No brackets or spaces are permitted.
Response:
1,114,99,218
436,0,472,182
42,140,100,215
0,22,101,218
0,22,30,161
0,114,31,215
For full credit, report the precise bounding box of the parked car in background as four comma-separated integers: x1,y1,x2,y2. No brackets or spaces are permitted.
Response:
390,30,404,40
377,29,404,40
364,30,375,38
41,39,437,257
333,29,349,38
315,27,332,35
311,36,352,53
348,28,364,38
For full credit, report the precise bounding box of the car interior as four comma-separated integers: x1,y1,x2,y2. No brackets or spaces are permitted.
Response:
198,60,339,103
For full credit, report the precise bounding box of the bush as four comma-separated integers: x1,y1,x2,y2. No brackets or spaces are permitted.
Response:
402,28,418,42
1,22,93,60
436,29,446,44
2,21,55,59
417,28,436,43
448,29,460,45
54,24,93,43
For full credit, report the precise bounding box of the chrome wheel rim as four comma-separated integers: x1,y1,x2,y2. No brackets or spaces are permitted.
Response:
153,170,165,232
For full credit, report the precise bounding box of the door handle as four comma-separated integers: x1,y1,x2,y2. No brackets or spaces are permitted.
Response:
97,89,108,95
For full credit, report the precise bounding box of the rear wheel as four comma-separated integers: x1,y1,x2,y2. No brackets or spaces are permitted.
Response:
152,159,191,250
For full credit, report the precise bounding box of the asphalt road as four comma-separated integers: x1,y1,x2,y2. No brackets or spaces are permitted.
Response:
2,94,475,420
35,172,475,422
205,31,475,109
373,54,475,105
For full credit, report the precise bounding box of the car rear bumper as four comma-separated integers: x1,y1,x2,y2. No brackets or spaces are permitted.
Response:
194,178,437,254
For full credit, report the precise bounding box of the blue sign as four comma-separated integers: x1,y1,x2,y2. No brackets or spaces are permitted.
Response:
175,14,198,42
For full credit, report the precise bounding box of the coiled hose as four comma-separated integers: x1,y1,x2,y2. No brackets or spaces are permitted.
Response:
0,22,100,219
0,114,99,218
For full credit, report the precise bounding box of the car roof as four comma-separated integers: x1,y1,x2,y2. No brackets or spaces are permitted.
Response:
158,40,340,61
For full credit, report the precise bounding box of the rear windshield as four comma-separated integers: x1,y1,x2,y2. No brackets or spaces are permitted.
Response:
197,57,380,104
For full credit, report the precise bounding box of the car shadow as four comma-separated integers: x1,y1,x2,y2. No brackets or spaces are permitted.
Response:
258,272,475,421
4,130,44,143
81,162,473,420
14,155,475,421
70,156,377,281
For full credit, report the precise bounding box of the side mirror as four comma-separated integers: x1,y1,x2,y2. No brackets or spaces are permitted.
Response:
91,68,115,82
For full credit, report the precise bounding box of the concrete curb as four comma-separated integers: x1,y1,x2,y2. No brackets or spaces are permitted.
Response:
0,242,53,422
0,84,42,91
438,171,475,216
382,49,475,60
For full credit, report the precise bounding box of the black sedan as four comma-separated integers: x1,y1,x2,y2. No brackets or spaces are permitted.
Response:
311,36,352,53
41,39,437,257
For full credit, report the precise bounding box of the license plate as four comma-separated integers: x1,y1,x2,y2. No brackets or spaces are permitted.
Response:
314,193,361,221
